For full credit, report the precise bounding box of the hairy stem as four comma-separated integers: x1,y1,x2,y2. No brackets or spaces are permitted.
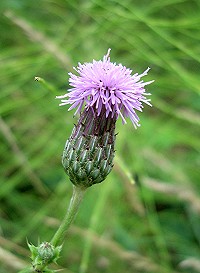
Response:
51,185,86,246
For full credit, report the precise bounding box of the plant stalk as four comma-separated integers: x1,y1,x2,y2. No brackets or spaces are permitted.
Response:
51,185,86,246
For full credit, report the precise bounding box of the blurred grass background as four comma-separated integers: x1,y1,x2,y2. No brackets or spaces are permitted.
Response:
0,0,200,272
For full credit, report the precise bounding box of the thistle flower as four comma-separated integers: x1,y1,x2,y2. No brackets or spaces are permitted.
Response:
57,48,153,128
57,49,153,188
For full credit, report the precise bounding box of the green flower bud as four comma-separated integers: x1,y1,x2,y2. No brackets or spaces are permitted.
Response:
38,242,54,263
62,107,116,188
28,241,62,272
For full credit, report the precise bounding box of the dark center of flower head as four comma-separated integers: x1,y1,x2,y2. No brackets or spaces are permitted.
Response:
72,105,117,142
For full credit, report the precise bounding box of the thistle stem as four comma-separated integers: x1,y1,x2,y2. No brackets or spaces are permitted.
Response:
51,185,86,246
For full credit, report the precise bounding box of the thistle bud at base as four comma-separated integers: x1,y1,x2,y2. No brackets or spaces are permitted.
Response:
28,241,62,272
62,107,116,188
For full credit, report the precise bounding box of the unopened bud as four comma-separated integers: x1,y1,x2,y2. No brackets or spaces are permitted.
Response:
38,242,54,263
28,241,62,272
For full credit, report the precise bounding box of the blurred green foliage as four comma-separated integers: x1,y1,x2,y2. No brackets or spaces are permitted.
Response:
0,0,200,272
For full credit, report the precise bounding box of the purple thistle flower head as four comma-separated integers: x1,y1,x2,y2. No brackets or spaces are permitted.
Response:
57,49,154,128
